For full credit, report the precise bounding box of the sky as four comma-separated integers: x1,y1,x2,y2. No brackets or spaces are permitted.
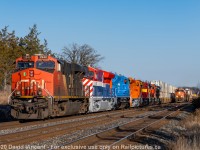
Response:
0,0,200,87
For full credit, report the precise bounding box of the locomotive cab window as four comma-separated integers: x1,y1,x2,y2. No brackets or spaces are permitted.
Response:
124,79,127,84
36,61,55,69
57,63,61,71
87,71,94,79
97,71,103,81
17,61,34,69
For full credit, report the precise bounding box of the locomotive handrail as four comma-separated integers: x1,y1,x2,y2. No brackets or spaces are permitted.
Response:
7,81,20,104
43,88,53,98
42,88,54,116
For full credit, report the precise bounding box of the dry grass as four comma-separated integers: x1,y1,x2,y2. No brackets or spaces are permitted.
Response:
176,136,200,150
174,109,200,150
183,110,200,127
0,91,9,105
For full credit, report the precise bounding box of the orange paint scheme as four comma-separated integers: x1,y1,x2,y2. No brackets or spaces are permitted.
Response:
10,54,89,120
11,54,58,97
129,78,142,99
175,88,186,101
150,84,156,99
129,78,142,106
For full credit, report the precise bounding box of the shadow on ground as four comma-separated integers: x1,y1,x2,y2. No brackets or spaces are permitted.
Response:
0,105,14,122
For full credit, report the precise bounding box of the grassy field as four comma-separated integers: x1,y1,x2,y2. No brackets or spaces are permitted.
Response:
174,100,200,150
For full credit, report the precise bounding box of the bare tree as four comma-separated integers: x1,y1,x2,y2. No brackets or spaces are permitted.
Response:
62,43,104,67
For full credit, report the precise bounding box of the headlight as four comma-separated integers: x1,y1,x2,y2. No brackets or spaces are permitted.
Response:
16,90,21,96
37,89,42,96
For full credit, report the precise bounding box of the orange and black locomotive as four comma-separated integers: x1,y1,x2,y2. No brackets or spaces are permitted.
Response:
9,54,89,120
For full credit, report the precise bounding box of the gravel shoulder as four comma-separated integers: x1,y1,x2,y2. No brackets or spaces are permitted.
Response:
0,103,196,150
121,104,196,150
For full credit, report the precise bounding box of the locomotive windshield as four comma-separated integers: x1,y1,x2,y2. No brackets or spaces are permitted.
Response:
36,61,55,69
176,90,184,92
97,71,103,81
87,71,93,77
85,71,94,79
17,61,34,69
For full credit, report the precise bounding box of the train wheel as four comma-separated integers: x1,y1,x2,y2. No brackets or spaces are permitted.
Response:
79,101,89,114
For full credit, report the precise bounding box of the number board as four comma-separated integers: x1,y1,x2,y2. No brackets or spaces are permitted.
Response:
38,55,48,59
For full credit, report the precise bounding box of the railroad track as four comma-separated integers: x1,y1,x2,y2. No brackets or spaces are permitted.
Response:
0,108,140,132
0,102,170,132
0,102,189,150
59,103,189,150
0,108,154,146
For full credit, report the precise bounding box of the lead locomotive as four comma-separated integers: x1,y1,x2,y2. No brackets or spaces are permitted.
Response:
9,54,89,120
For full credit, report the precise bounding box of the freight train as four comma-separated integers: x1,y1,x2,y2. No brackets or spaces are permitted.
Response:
9,54,180,120
151,80,177,103
175,88,193,102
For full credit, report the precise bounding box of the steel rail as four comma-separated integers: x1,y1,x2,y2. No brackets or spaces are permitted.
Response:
62,106,173,146
102,103,189,150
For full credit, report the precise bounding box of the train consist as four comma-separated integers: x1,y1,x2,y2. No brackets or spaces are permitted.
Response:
151,80,177,103
8,54,191,120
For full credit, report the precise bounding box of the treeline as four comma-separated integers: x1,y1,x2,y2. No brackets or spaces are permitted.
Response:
0,24,103,91
182,87,200,94
0,24,52,90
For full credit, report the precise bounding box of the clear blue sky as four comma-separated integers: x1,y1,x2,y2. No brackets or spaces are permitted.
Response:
0,0,200,87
